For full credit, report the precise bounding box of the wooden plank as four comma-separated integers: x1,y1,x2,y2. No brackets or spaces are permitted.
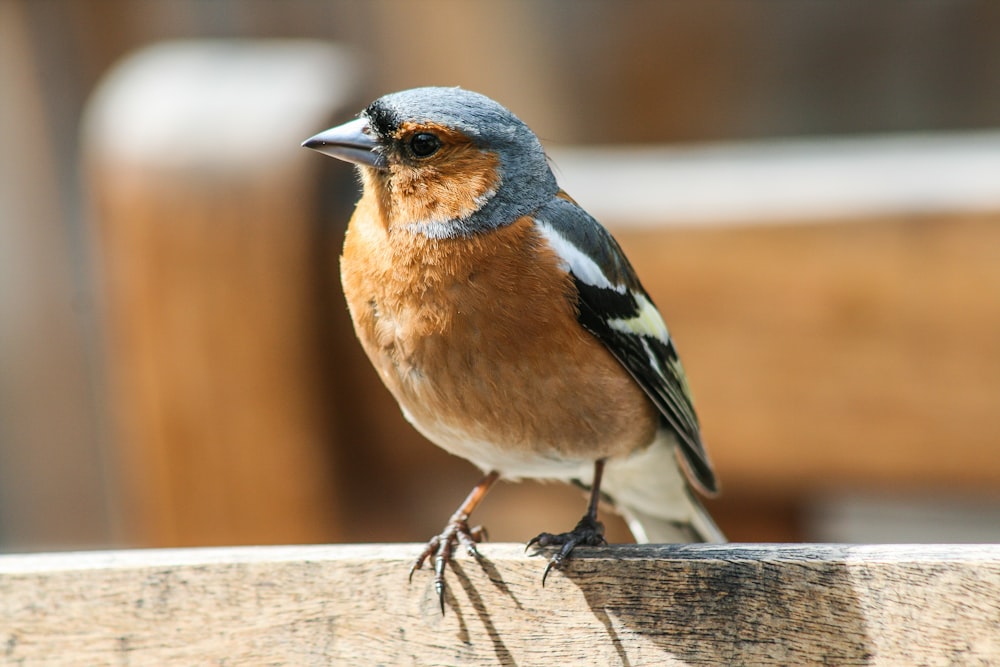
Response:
1,543,998,665
613,212,1000,494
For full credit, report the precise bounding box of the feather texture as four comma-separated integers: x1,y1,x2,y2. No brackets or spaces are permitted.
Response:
533,196,718,495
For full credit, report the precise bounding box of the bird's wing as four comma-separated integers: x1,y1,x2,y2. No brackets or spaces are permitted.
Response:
532,195,717,495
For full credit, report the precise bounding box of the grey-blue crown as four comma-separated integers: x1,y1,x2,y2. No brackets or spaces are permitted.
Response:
366,87,526,145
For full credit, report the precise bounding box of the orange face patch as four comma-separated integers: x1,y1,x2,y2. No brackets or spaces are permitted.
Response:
366,121,501,229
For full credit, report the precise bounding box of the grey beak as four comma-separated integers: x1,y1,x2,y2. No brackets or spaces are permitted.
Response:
302,117,386,168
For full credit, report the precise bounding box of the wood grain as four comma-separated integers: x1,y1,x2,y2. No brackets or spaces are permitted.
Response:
1,543,998,665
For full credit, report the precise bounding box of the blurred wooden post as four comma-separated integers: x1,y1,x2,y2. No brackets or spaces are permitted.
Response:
2,543,999,664
83,41,359,547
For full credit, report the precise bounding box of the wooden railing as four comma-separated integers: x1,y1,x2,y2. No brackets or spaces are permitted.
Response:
2,543,998,665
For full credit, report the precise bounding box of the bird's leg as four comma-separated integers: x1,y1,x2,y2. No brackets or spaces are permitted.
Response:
527,459,608,585
409,470,499,613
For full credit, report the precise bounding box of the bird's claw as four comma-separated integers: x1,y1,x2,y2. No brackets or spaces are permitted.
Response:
410,519,487,614
527,514,606,586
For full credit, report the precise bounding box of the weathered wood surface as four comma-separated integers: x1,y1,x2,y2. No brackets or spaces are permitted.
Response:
2,543,998,666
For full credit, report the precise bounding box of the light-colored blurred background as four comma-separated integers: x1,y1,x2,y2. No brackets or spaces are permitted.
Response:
2,0,999,552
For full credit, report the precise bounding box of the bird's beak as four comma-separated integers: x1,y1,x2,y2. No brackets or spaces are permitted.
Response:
302,117,386,169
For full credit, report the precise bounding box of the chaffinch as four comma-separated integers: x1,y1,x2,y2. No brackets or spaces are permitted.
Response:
304,87,723,610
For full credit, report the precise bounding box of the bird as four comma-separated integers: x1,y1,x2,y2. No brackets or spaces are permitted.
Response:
303,86,724,611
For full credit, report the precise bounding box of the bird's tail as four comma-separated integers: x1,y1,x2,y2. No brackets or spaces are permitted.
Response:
602,433,726,544
618,493,725,543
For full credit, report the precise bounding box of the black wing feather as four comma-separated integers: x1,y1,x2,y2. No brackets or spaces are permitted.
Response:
536,198,718,494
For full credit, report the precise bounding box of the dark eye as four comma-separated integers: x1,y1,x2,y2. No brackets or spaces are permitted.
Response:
408,132,441,158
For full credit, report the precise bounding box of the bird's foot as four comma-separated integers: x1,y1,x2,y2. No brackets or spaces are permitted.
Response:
526,513,607,585
409,517,487,614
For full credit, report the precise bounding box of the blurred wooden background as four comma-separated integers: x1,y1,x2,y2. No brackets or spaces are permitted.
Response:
3,0,1000,551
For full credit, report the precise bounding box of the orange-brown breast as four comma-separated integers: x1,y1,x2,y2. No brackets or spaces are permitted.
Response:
340,192,658,476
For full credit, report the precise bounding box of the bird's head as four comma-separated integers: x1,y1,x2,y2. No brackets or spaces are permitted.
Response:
303,87,558,238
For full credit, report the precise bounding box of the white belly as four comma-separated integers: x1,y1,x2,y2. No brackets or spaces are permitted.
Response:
400,406,597,482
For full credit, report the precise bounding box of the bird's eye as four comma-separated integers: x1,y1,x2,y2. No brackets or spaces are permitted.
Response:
408,132,441,158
